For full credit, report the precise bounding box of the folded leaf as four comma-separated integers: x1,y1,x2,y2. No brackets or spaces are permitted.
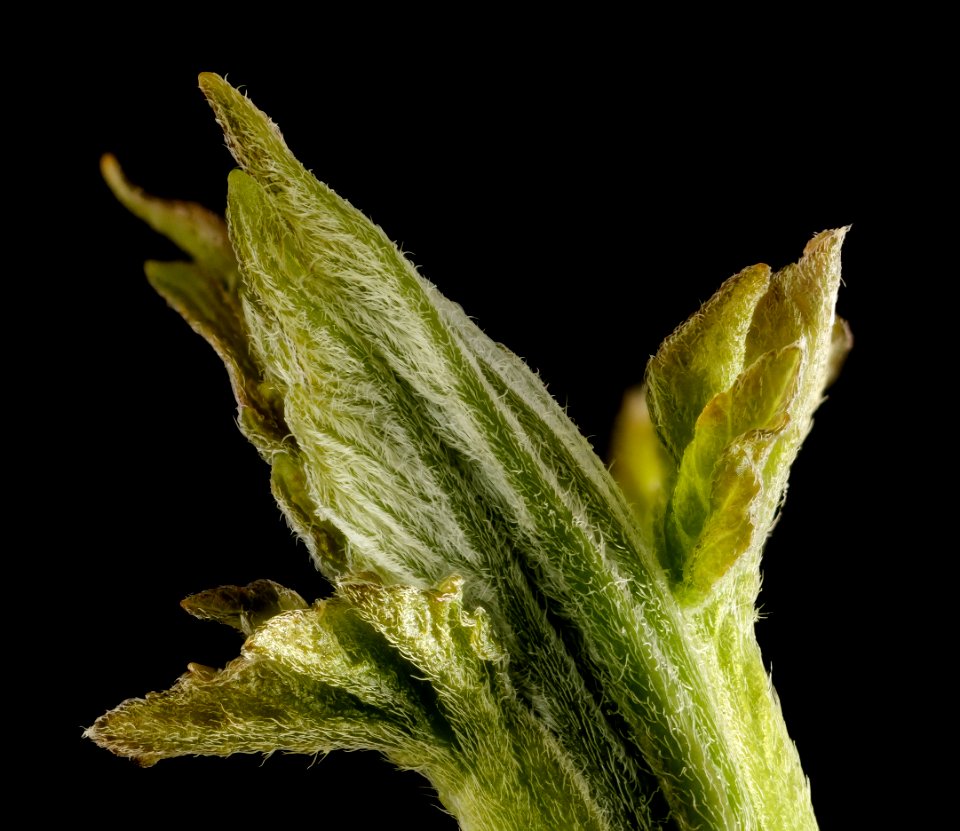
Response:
645,229,848,608
207,74,748,828
664,345,802,600
88,579,608,831
101,154,283,444
85,590,424,767
646,264,772,462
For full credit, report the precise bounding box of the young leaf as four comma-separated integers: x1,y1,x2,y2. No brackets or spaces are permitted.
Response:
93,73,850,831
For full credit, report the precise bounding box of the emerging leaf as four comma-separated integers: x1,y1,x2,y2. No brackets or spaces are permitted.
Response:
644,228,849,605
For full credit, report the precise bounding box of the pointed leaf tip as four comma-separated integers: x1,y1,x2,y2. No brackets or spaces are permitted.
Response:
199,75,291,180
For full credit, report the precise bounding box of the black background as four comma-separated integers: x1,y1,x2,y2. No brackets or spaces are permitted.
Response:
37,24,941,829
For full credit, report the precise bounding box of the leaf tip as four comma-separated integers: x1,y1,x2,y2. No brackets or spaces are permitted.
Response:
197,71,227,96
100,152,137,207
804,225,850,256
99,151,120,184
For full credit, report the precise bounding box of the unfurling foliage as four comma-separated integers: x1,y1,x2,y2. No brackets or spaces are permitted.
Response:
88,73,850,831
